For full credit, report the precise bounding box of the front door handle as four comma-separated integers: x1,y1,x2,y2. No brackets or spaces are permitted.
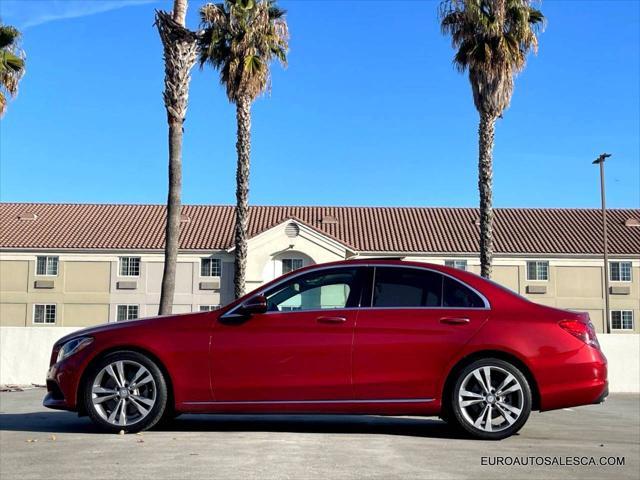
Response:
439,317,470,325
316,316,347,324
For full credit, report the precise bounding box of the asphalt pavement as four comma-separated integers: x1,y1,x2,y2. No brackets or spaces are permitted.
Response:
1,388,638,480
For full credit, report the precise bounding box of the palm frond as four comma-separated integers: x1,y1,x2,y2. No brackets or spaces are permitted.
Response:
198,0,288,103
439,0,544,116
0,22,26,116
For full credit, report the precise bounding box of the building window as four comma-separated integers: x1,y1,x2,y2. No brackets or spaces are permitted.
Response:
201,258,221,277
445,260,467,271
36,256,59,276
611,310,634,330
282,258,303,274
526,261,549,281
117,305,139,321
119,257,140,277
34,304,56,324
199,305,220,312
610,262,632,282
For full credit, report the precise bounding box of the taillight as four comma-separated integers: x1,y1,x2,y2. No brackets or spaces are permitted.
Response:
559,319,600,349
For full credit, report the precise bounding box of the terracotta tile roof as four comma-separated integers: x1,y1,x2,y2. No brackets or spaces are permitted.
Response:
1,203,639,255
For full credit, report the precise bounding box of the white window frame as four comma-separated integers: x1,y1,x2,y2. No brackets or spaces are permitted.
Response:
444,260,467,271
116,304,139,322
526,261,549,282
119,257,141,277
33,304,57,324
610,310,634,331
35,256,59,276
609,261,632,282
198,305,220,312
200,258,222,278
282,258,304,274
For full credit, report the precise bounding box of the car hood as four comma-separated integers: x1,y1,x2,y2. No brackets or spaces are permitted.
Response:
54,312,198,346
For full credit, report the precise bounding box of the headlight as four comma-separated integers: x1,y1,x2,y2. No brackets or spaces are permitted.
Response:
56,337,94,363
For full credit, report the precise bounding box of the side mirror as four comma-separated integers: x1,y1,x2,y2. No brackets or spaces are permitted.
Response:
239,294,268,315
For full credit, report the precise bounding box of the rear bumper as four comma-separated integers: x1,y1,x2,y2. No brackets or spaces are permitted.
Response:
539,344,608,411
594,385,609,404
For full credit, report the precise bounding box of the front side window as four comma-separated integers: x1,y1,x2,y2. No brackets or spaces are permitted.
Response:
372,267,442,307
610,262,632,282
36,256,59,276
265,268,360,312
282,258,304,274
445,260,467,271
117,305,139,321
201,258,221,277
119,257,140,277
34,304,56,324
526,261,549,281
611,310,634,330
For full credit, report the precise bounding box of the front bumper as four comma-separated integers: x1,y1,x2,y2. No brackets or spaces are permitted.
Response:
43,352,89,412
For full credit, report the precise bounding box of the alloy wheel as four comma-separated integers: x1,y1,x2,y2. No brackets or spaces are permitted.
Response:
91,360,157,427
458,365,524,433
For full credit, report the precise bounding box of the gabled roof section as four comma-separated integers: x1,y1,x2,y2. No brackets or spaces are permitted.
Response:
225,216,357,253
1,203,639,255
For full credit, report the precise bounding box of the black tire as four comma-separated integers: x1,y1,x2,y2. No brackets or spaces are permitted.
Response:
83,351,169,433
449,358,532,440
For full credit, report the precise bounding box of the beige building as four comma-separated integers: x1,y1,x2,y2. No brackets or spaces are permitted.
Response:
1,203,638,333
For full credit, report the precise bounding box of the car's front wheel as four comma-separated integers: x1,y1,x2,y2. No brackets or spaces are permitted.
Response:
450,358,532,440
83,351,168,433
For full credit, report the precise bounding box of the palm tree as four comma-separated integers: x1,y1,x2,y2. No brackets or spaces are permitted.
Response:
155,1,199,315
198,0,288,298
440,0,544,278
0,23,26,117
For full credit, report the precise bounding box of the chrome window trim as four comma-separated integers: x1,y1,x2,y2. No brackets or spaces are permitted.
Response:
221,263,491,319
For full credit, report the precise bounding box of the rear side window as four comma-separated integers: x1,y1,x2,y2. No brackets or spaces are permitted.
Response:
443,276,485,308
373,267,442,307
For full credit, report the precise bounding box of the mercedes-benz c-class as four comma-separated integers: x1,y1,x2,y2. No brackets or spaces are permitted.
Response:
44,260,608,440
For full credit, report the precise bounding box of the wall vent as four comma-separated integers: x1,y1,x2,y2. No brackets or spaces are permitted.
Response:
285,223,299,238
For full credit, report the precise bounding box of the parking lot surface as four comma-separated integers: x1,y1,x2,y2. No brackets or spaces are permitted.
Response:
1,389,638,480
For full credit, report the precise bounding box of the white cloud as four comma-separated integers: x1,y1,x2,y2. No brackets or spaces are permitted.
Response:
2,0,163,30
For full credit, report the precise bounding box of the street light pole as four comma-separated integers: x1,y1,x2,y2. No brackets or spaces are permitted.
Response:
592,153,611,334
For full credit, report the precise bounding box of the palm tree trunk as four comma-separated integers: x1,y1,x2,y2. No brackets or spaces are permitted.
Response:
156,2,197,315
234,96,252,299
160,120,183,315
478,112,496,279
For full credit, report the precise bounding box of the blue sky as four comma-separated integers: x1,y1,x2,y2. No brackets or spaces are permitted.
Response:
1,0,638,208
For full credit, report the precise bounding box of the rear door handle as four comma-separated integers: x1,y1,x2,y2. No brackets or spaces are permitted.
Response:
316,316,347,324
439,317,470,325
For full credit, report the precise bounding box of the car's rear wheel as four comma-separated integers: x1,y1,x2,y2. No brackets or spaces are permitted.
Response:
450,358,531,440
83,351,168,433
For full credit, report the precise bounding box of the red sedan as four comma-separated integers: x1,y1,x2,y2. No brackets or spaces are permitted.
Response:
44,260,608,440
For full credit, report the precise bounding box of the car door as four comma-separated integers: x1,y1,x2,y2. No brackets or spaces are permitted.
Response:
211,266,366,402
352,266,489,400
